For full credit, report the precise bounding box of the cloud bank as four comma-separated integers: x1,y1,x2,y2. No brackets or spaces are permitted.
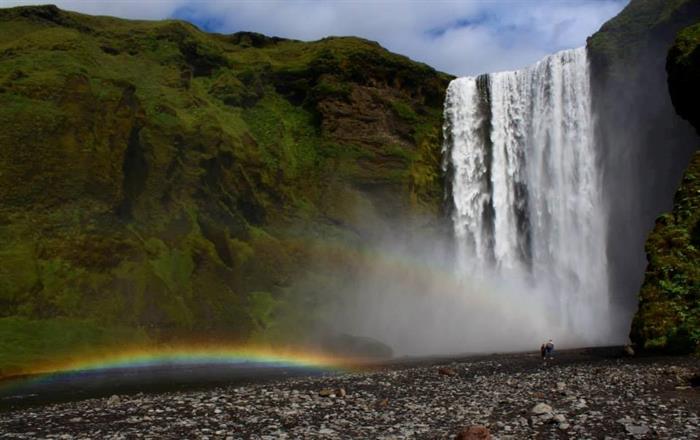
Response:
5,0,628,76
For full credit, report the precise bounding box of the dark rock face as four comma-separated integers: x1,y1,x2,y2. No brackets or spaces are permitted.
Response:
586,0,700,336
668,23,700,133
0,5,450,373
318,333,393,360
630,22,700,353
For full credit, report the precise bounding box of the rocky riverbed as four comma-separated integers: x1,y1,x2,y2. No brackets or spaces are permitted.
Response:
1,349,698,439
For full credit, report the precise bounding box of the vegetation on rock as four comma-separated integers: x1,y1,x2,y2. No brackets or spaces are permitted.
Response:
630,24,700,354
586,0,700,339
667,22,700,132
0,5,451,375
587,0,700,83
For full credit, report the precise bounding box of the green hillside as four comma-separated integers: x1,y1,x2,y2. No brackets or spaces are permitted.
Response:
0,5,451,374
587,0,700,82
3,1,699,375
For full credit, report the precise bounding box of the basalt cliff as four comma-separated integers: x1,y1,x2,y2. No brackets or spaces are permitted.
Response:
0,4,450,373
630,20,700,353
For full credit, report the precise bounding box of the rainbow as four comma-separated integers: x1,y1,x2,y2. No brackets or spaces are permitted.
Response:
0,344,364,392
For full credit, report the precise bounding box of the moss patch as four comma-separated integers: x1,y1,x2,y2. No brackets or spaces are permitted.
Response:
631,152,700,353
630,21,700,353
0,316,150,376
0,5,451,373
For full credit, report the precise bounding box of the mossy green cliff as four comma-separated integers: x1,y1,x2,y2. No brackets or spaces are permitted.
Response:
630,24,700,353
586,0,700,336
0,5,451,374
587,0,700,83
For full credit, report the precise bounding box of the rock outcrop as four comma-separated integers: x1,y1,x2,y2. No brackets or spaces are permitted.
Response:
586,0,700,335
630,23,700,353
0,5,451,374
668,23,700,132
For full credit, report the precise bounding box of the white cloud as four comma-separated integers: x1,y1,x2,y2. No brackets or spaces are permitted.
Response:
2,0,628,76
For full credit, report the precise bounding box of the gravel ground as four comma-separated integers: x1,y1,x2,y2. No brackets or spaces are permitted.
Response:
1,349,698,439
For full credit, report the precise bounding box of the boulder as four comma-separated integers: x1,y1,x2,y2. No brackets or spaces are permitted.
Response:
319,388,335,397
689,373,700,388
438,367,458,377
319,333,394,360
454,425,491,440
626,424,650,436
530,403,553,415
374,398,389,409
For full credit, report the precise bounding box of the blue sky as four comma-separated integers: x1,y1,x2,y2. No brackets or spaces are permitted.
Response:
4,0,629,76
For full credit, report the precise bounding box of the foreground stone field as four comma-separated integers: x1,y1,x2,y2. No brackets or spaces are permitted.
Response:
1,350,699,439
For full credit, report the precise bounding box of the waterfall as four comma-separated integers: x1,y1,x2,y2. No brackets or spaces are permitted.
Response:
443,48,611,344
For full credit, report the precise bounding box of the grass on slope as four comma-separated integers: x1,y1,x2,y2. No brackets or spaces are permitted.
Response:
0,5,450,374
0,317,150,376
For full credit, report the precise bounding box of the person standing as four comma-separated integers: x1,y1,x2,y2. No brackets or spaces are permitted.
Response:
545,339,555,359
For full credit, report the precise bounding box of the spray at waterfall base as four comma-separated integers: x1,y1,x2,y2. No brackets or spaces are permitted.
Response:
328,48,627,355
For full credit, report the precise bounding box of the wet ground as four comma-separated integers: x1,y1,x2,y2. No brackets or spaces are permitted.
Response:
1,347,698,439
0,362,326,411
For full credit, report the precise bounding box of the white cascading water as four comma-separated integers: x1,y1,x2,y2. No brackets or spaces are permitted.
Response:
443,48,612,344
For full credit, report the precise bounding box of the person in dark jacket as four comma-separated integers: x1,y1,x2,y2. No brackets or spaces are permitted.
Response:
545,339,555,358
